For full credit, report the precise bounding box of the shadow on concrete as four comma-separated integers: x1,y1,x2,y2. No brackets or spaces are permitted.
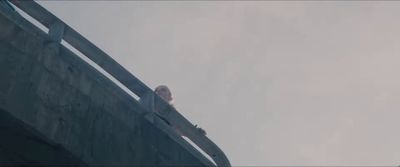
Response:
0,108,88,166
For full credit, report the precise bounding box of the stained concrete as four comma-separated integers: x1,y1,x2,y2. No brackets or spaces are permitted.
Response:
0,10,207,166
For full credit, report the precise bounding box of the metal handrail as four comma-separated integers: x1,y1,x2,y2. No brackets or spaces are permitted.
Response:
7,0,231,166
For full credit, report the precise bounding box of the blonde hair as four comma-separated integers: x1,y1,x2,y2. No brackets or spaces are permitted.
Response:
155,85,173,104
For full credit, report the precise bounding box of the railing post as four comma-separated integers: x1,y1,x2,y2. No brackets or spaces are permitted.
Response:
0,0,15,12
48,21,64,43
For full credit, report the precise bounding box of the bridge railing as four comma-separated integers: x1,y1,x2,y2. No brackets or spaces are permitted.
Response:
3,0,231,166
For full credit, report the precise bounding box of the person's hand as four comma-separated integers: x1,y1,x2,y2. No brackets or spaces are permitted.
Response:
195,124,207,135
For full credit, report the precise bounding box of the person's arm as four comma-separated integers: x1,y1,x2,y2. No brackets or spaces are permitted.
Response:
139,91,155,112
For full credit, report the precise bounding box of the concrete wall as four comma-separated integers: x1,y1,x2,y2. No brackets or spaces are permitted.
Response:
0,12,206,166
0,108,88,166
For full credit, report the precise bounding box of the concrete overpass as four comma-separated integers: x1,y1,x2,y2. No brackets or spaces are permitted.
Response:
0,0,230,166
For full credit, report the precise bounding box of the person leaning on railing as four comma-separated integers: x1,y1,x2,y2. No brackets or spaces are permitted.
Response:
139,85,206,136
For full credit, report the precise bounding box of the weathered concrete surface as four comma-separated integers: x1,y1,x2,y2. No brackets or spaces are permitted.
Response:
0,108,87,166
0,12,206,166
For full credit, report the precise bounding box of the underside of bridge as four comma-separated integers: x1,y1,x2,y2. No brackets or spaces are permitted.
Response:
0,108,87,166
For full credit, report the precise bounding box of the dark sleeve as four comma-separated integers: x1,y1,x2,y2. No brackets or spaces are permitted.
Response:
138,91,155,113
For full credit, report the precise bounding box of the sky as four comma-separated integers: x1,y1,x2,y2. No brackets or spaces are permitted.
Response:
30,1,400,166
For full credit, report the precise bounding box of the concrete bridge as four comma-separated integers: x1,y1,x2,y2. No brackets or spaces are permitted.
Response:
0,0,230,166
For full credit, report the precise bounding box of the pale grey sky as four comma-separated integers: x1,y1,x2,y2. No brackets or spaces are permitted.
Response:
36,1,400,166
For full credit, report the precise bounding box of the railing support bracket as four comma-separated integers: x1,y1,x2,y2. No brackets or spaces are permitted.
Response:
49,21,64,43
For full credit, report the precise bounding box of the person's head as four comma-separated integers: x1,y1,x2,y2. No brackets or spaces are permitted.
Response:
155,85,173,103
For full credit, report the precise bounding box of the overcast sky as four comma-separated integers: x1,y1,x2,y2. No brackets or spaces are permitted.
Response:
35,1,400,166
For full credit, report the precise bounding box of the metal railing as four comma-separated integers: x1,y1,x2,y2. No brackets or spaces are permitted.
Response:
3,0,231,166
